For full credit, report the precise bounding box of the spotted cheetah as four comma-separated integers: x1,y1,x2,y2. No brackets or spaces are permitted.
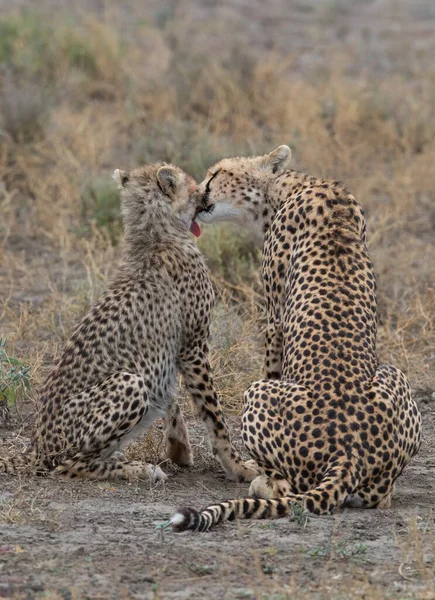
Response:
0,163,258,483
169,146,422,531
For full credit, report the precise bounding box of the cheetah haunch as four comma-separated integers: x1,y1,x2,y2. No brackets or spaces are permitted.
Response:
170,146,422,531
1,164,258,483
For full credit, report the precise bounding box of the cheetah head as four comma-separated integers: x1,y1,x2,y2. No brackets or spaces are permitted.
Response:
113,164,212,238
196,145,291,229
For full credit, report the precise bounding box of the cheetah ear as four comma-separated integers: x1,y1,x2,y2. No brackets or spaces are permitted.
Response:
112,169,129,189
157,166,179,198
262,145,291,174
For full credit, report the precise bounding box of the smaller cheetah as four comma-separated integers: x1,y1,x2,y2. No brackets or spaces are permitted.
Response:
0,163,258,483
168,146,422,532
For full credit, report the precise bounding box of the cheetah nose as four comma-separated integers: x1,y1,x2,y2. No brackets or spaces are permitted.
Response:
196,204,216,222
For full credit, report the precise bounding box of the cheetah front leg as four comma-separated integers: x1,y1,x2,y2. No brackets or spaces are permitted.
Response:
264,319,283,379
164,400,193,467
180,346,260,482
263,233,285,380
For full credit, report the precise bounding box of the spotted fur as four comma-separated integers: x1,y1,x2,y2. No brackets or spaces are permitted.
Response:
1,164,259,483
170,146,422,531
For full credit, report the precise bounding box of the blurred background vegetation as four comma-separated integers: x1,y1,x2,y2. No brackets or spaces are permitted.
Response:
0,0,434,406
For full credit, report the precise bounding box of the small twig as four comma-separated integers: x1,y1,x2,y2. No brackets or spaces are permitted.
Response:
29,487,44,515
398,562,415,582
165,575,215,583
197,481,225,500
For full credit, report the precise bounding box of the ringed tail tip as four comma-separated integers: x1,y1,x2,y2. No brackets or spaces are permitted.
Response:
170,507,202,532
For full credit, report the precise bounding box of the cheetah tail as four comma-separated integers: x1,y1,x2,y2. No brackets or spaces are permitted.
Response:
170,497,291,532
170,461,356,532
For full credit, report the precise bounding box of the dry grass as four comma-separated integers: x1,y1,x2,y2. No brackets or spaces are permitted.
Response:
0,5,433,399
1,4,434,397
0,1,435,598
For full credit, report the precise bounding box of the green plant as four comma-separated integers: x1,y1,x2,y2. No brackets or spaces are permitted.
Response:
78,178,122,244
134,119,247,182
187,563,217,576
1,11,56,77
232,590,253,599
155,5,176,29
307,540,368,560
198,223,261,285
0,19,18,63
0,78,50,142
61,32,98,75
290,502,310,528
0,11,100,81
0,339,31,411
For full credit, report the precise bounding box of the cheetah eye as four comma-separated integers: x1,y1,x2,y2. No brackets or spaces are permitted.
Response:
208,169,221,183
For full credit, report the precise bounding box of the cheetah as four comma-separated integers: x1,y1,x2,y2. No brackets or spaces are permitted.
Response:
0,163,258,483
168,146,422,531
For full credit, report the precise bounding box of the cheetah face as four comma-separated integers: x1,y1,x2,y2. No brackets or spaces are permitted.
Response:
196,145,291,227
155,166,206,237
113,165,213,238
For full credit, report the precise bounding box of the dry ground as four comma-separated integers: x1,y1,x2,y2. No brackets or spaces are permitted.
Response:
1,0,434,598
0,415,433,600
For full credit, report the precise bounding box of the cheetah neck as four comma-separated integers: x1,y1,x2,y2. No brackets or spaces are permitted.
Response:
262,170,308,233
122,208,196,266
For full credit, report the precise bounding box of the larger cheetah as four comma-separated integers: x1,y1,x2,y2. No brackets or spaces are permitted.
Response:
0,164,258,483
169,146,422,532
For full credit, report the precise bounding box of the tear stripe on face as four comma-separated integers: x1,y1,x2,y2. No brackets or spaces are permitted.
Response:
202,169,220,203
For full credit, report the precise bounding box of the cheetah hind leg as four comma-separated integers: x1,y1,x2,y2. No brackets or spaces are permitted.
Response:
57,453,167,482
55,372,167,482
377,484,395,509
164,400,193,467
264,320,283,379
345,482,396,509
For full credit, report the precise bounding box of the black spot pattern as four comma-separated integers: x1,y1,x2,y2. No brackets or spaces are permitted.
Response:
172,150,422,531
2,164,258,483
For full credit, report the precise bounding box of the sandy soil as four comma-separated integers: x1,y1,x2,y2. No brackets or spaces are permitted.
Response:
1,396,434,600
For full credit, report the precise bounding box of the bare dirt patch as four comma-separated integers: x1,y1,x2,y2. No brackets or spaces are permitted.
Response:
1,403,434,599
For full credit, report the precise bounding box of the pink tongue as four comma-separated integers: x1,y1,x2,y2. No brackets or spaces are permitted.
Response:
190,220,201,237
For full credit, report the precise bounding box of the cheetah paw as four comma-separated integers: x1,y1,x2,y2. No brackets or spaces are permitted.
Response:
249,475,275,499
232,459,263,483
146,464,167,484
377,493,392,509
